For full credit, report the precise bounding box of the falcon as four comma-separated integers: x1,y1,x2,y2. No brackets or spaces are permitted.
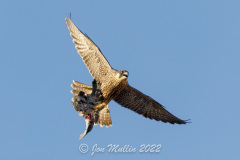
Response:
66,17,188,127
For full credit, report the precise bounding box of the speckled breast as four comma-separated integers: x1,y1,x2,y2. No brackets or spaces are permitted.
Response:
100,77,128,104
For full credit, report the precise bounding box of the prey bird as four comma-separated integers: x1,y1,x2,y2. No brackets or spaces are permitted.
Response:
72,80,111,139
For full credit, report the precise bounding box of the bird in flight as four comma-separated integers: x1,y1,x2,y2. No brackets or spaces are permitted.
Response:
66,16,188,131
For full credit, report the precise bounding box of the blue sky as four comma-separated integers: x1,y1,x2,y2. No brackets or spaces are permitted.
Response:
1,0,240,159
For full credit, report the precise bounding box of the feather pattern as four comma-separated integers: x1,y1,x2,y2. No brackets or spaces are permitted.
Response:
71,80,92,101
95,105,112,127
114,84,187,124
66,17,113,82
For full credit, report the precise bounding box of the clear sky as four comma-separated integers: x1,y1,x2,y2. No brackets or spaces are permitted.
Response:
1,0,239,159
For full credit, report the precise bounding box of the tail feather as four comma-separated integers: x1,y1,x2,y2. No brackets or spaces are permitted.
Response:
96,105,112,128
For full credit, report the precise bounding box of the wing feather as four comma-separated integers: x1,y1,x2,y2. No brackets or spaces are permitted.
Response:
114,84,187,124
71,80,92,101
66,17,113,82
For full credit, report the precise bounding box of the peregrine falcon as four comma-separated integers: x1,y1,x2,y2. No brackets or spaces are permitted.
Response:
66,17,189,128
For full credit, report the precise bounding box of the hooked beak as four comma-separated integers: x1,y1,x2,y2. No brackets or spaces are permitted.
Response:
123,71,128,78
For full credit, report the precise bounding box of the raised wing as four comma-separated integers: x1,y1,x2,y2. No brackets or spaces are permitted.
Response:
66,17,113,82
114,84,188,124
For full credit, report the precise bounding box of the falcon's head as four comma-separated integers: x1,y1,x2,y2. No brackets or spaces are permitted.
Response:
118,70,129,79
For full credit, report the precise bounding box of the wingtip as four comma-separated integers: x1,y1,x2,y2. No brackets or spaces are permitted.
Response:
65,12,71,20
65,16,69,22
184,119,191,124
65,16,72,25
175,119,191,125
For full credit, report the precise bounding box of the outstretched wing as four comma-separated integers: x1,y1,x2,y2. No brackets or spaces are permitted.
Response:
95,105,112,127
114,84,187,124
71,80,92,101
66,17,113,82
